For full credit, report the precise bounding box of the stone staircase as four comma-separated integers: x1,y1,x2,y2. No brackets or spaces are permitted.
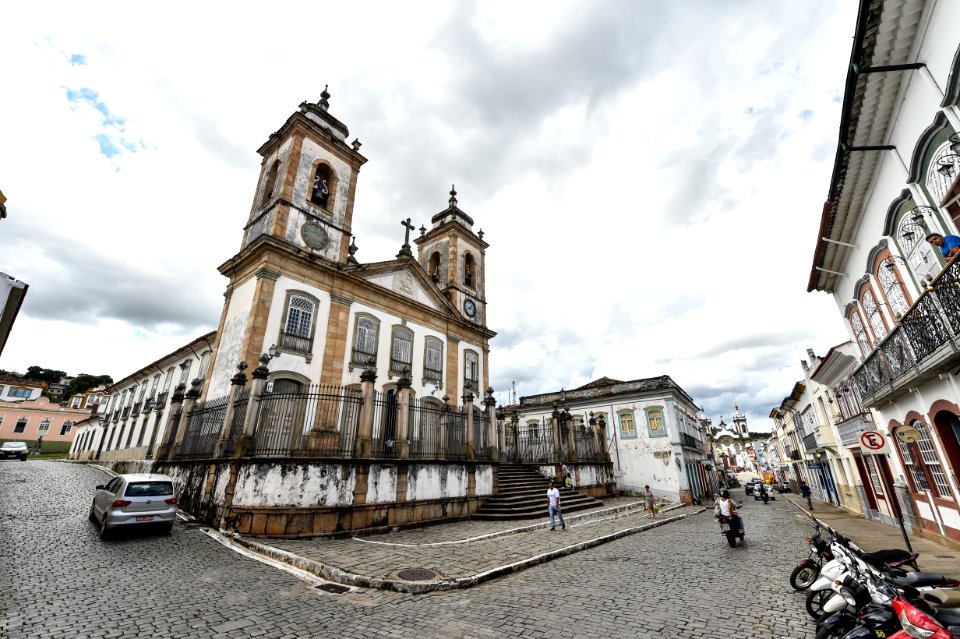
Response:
472,464,604,520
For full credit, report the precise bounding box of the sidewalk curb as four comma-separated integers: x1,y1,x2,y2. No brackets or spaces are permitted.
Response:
352,501,685,548
230,506,707,593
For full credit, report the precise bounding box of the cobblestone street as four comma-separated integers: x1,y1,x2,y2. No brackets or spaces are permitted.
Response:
2,462,820,638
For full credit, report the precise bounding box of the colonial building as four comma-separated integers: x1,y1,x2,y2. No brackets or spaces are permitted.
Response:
512,376,710,505
0,396,89,452
203,88,494,409
808,0,960,547
70,333,214,461
75,91,508,536
0,375,44,402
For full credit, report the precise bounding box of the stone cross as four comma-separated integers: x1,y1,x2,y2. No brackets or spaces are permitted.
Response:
398,218,415,257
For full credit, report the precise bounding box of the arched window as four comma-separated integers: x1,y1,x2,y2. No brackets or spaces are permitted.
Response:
428,251,442,284
875,260,910,319
262,159,280,206
861,290,887,341
848,309,871,355
310,164,334,210
280,293,317,354
902,420,952,498
926,142,960,205
423,336,443,384
390,326,414,375
463,349,479,393
897,215,939,282
463,253,476,288
351,315,379,366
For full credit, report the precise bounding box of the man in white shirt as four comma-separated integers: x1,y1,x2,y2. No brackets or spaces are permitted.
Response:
547,480,566,531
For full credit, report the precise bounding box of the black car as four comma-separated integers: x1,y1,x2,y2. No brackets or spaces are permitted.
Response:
0,441,29,461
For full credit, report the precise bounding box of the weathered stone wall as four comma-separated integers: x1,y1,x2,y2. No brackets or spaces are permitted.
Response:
76,458,495,537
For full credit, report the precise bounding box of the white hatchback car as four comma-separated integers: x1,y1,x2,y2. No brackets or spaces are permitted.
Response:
89,473,177,539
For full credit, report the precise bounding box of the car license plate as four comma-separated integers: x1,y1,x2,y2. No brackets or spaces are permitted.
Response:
135,515,154,522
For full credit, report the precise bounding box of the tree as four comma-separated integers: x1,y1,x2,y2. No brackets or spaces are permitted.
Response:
24,366,67,383
65,374,113,400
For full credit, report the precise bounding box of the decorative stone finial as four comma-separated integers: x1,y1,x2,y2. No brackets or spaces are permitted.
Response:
449,185,458,208
348,235,359,265
237,361,248,372
419,225,426,236
351,138,362,151
319,85,331,111
478,228,484,240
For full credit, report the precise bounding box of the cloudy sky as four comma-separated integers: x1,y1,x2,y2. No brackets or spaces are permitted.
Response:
0,1,855,432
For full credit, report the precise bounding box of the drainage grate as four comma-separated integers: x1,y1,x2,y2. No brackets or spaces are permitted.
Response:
397,568,436,581
315,583,350,594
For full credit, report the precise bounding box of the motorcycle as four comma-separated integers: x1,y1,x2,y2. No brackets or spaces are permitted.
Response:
754,484,773,503
789,522,833,590
814,535,958,637
805,534,927,620
716,500,744,548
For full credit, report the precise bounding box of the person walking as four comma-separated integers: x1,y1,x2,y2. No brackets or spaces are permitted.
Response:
801,480,813,510
644,485,656,516
547,480,565,531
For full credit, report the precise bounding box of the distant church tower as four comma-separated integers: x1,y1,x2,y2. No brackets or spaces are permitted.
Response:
732,405,749,438
414,186,488,326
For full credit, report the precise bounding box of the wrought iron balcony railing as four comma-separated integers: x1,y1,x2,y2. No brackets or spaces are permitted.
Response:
280,331,312,354
852,258,960,406
351,350,376,367
680,432,699,449
802,432,817,452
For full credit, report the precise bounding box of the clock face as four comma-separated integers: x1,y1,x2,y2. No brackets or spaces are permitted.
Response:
463,298,477,318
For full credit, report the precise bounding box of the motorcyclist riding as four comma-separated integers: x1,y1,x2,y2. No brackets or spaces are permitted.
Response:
714,488,744,534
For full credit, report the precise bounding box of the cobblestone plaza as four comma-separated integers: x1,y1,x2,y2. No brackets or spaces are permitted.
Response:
2,462,823,638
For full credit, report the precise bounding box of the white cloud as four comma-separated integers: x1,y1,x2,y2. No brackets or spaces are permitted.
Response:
0,1,856,432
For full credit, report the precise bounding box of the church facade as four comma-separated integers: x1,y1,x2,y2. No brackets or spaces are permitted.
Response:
72,91,509,536
204,88,494,406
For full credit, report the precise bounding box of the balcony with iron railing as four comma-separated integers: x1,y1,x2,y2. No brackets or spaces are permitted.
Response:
852,257,960,407
351,349,376,368
835,412,874,446
280,331,312,354
680,432,700,450
802,432,817,452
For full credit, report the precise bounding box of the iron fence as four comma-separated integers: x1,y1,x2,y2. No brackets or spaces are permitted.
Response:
573,425,601,462
249,384,361,457
370,390,398,458
408,397,446,460
221,390,250,456
446,407,467,461
474,409,489,460
178,395,230,459
517,418,556,464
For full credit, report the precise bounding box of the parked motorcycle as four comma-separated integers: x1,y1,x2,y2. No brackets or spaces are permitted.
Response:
805,533,927,620
814,534,958,637
789,522,833,590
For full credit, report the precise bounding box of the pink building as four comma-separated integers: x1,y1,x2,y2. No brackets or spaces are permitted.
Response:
0,396,90,450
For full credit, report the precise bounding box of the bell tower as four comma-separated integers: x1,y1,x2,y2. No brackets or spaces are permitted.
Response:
241,86,367,264
415,186,489,326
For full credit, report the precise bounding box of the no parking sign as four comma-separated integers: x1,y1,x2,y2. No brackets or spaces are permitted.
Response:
860,430,891,455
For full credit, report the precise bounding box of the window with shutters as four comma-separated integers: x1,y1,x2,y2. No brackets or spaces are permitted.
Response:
463,349,479,393
423,337,443,384
351,314,379,367
390,326,414,375
279,292,318,356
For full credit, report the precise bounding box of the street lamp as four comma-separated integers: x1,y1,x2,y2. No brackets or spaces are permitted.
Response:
936,152,960,178
880,254,909,273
